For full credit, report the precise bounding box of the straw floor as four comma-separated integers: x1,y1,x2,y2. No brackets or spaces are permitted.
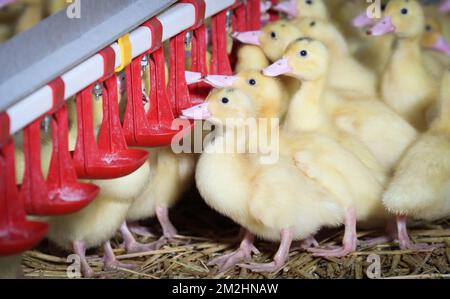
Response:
21,188,450,279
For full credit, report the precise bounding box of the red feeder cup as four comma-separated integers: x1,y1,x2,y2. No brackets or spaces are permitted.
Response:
0,113,48,255
72,47,149,179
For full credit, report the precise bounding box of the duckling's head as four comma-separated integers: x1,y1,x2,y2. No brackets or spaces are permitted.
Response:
368,0,425,38
204,70,285,119
260,21,304,61
233,20,303,62
421,18,450,56
295,18,335,44
181,88,257,129
263,38,329,82
273,0,328,20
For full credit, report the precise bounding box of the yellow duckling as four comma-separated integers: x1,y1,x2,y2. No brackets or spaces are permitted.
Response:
232,20,303,97
295,17,378,96
368,0,439,131
204,69,289,120
265,38,417,172
422,18,450,78
264,39,395,257
382,68,450,250
183,88,345,271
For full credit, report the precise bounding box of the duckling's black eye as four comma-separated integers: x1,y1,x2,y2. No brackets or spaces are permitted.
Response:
270,31,277,39
248,79,256,86
300,50,308,57
305,0,313,5
425,25,432,32
221,97,229,104
401,8,408,15
310,21,316,27
381,4,386,11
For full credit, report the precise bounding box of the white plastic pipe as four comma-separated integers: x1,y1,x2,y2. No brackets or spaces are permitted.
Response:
6,0,235,134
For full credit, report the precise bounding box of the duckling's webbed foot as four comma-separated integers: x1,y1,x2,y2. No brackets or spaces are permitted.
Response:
102,241,136,271
156,206,179,241
308,208,357,257
208,230,259,272
127,222,156,238
238,228,293,273
73,240,94,278
120,222,166,253
396,216,439,251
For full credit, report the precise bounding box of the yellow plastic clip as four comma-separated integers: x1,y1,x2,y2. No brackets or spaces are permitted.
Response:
115,33,132,72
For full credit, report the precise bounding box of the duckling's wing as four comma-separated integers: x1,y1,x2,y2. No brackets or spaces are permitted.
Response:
248,161,343,237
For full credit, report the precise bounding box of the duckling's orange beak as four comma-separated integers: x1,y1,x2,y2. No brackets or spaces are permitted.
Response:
431,35,450,56
367,16,396,36
263,58,293,77
439,0,450,13
232,31,262,46
272,0,298,18
352,11,375,28
203,75,238,88
181,103,212,120
185,71,203,85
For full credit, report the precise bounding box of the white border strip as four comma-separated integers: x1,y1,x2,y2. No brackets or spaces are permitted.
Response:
6,0,235,134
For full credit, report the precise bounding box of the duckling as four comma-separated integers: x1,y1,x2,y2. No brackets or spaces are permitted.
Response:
183,88,345,271
382,68,450,250
295,17,378,96
233,20,304,63
204,69,290,120
422,18,450,77
352,3,396,77
0,255,22,279
264,39,394,257
232,20,303,97
265,38,417,172
368,0,439,131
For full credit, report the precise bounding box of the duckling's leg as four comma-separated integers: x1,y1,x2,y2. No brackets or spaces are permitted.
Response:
119,222,166,253
73,241,94,278
127,222,156,237
208,230,259,272
238,228,293,273
307,208,357,257
156,206,178,240
357,217,400,248
102,241,136,271
396,215,437,251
